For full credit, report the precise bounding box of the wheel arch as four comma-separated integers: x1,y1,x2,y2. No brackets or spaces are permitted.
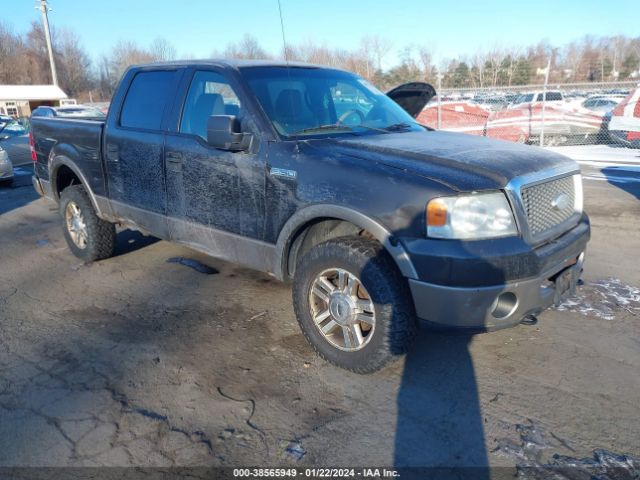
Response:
50,155,103,217
274,205,418,281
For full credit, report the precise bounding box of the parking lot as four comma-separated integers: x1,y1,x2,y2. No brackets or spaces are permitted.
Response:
0,147,639,471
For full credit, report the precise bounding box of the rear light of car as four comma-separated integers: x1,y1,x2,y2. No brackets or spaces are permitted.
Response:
29,132,37,161
611,102,626,117
628,131,640,141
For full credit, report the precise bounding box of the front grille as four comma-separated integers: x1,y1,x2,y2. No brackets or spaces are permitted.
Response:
521,175,576,238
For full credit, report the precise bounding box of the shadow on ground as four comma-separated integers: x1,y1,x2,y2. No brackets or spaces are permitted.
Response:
394,333,488,478
114,229,160,257
0,165,39,215
602,166,640,200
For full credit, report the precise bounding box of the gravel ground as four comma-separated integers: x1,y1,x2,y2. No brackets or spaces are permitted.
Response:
0,164,638,471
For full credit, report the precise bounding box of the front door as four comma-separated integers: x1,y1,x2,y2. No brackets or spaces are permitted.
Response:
163,69,267,260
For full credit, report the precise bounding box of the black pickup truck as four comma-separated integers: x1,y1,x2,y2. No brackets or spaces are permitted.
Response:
31,60,589,373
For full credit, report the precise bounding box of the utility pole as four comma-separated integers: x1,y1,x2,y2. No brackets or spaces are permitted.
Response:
37,0,58,85
539,57,551,148
436,70,443,129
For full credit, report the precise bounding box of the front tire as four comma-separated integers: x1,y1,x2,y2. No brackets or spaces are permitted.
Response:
292,236,417,373
59,185,115,261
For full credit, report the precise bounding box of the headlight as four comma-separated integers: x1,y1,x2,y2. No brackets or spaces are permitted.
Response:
427,192,518,239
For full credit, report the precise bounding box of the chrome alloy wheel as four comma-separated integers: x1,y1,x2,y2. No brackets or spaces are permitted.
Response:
309,268,376,351
64,201,88,249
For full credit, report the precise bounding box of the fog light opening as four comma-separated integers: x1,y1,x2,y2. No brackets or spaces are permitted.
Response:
491,292,518,319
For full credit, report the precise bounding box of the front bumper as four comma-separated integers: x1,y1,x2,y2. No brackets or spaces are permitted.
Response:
406,215,590,331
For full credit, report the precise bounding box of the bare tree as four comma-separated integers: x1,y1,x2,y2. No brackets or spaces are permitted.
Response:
57,29,93,96
149,37,177,62
0,22,27,84
362,35,392,72
222,34,271,60
416,45,434,82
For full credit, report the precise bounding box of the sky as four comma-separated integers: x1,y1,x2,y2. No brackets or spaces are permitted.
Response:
3,0,638,67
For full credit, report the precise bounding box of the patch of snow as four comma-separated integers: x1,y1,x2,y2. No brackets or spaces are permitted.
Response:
555,277,640,320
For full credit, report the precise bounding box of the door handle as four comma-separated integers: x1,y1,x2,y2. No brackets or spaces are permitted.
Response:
106,143,118,162
166,152,183,164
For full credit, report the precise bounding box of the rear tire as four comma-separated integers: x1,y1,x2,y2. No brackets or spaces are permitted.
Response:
292,236,417,373
59,185,115,262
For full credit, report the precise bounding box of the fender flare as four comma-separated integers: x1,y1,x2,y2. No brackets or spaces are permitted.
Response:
49,155,104,216
273,204,418,281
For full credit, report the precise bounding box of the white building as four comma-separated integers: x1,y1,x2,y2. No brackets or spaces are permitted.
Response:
0,85,70,117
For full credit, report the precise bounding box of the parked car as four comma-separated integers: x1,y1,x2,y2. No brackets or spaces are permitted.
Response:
87,102,110,115
31,105,106,119
0,119,31,166
608,87,640,147
581,97,621,113
508,91,565,109
491,90,603,145
476,97,509,111
30,60,589,373
0,144,13,186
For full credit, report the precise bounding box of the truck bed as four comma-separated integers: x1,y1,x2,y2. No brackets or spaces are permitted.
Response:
31,116,107,199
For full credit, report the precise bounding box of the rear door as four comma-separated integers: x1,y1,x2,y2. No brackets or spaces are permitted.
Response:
386,82,436,118
104,68,182,235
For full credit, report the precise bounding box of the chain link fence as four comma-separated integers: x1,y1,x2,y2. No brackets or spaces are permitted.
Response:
418,81,640,148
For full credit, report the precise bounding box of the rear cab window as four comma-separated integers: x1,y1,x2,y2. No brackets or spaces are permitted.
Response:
120,70,179,130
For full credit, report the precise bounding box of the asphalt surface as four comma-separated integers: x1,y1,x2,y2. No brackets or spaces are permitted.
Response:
0,155,639,471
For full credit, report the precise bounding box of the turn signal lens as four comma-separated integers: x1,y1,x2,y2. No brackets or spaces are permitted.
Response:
427,199,448,227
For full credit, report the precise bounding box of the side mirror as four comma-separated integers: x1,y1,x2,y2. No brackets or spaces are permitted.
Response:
0,135,9,141
207,115,251,151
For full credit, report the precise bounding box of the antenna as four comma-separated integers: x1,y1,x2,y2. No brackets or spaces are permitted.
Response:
276,0,300,146
277,0,290,63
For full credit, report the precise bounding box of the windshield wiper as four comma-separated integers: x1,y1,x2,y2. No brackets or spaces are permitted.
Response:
383,122,413,132
289,122,415,137
289,124,356,136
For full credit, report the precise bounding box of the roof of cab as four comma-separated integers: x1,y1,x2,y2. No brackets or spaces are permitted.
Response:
131,58,346,72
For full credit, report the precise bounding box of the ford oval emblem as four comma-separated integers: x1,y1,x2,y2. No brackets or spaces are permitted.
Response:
551,193,571,211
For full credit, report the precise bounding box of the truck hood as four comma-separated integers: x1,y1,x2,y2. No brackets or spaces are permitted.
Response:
317,130,578,191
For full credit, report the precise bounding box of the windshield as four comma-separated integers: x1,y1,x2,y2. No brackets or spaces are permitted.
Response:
0,119,28,136
241,66,422,137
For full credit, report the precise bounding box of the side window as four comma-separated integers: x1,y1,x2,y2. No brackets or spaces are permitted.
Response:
120,70,177,130
180,70,242,140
